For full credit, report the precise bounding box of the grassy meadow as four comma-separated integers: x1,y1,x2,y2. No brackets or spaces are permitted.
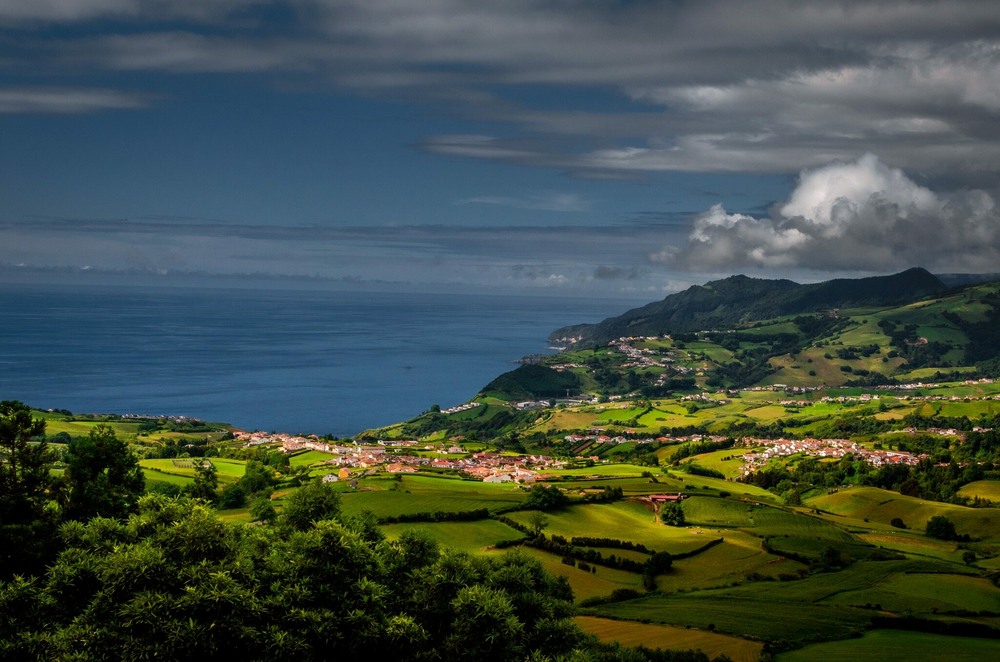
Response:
576,616,764,662
776,630,1000,661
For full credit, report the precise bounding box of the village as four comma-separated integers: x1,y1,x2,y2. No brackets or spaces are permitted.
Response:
234,430,567,484
735,437,926,477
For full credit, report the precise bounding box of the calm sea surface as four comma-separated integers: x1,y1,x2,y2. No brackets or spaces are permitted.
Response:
0,283,635,436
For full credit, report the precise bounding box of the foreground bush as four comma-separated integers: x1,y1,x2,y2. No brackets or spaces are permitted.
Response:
0,493,586,661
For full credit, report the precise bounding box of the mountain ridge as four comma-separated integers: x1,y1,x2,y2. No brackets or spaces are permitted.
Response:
551,267,948,347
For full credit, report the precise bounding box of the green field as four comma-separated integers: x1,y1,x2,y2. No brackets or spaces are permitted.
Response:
288,450,336,468
547,463,653,479
381,519,525,553
339,474,527,518
588,591,872,646
576,616,763,662
655,533,805,591
681,449,747,479
141,468,194,489
495,546,645,601
821,571,1000,613
958,480,1000,502
504,501,716,555
138,457,245,484
806,486,1000,542
778,629,1000,661
38,415,143,439
682,496,852,540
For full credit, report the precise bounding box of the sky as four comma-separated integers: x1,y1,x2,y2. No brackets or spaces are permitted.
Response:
2,0,1000,298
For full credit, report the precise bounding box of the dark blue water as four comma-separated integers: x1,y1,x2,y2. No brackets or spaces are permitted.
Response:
0,284,632,436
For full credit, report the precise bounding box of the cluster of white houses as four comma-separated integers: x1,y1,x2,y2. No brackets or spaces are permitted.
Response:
737,437,925,477
234,430,564,483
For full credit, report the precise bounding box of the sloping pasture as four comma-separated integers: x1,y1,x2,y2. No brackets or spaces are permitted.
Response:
820,571,1000,614
381,519,525,553
588,591,872,646
340,474,526,518
488,545,645,601
806,486,1000,541
958,480,1000,501
777,629,1000,661
656,532,805,591
575,616,764,662
504,501,714,555
287,450,335,468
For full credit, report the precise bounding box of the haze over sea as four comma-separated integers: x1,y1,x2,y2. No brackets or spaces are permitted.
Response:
1,283,636,436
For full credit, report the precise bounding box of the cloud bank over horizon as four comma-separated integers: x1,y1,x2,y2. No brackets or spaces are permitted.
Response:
2,2,1000,295
657,154,1000,273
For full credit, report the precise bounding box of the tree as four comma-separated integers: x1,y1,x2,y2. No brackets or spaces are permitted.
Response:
280,479,341,531
64,424,144,520
238,459,275,496
186,459,219,502
524,484,569,511
0,400,59,576
0,495,592,661
249,495,277,523
527,511,549,537
819,545,843,569
661,502,686,527
925,515,958,541
0,401,58,576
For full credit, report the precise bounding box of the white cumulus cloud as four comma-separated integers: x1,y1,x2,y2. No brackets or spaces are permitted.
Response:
658,154,1000,272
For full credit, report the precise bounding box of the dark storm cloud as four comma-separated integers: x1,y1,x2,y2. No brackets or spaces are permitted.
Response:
4,1,999,187
5,1,1000,285
593,266,647,281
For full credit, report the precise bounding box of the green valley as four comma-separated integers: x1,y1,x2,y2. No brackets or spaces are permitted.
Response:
4,269,1000,660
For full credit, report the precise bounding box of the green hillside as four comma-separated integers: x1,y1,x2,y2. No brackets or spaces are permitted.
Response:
551,267,948,347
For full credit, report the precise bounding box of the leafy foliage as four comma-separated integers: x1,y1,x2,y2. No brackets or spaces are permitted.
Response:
0,494,593,661
0,401,58,578
524,484,571,511
660,503,686,527
63,424,144,521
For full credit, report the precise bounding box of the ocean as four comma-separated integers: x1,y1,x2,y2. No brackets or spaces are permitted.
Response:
0,283,636,436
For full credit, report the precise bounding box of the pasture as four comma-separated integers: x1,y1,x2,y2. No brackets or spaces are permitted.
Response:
680,449,747,479
958,480,1000,502
777,629,1000,661
806,486,1000,542
588,591,872,646
340,474,527,518
547,463,651,479
490,545,645,601
288,450,335,468
138,457,245,484
659,470,777,500
381,519,525,553
141,469,193,489
37,414,143,439
655,535,805,592
575,616,763,662
681,497,849,540
504,501,715,555
820,571,1000,614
